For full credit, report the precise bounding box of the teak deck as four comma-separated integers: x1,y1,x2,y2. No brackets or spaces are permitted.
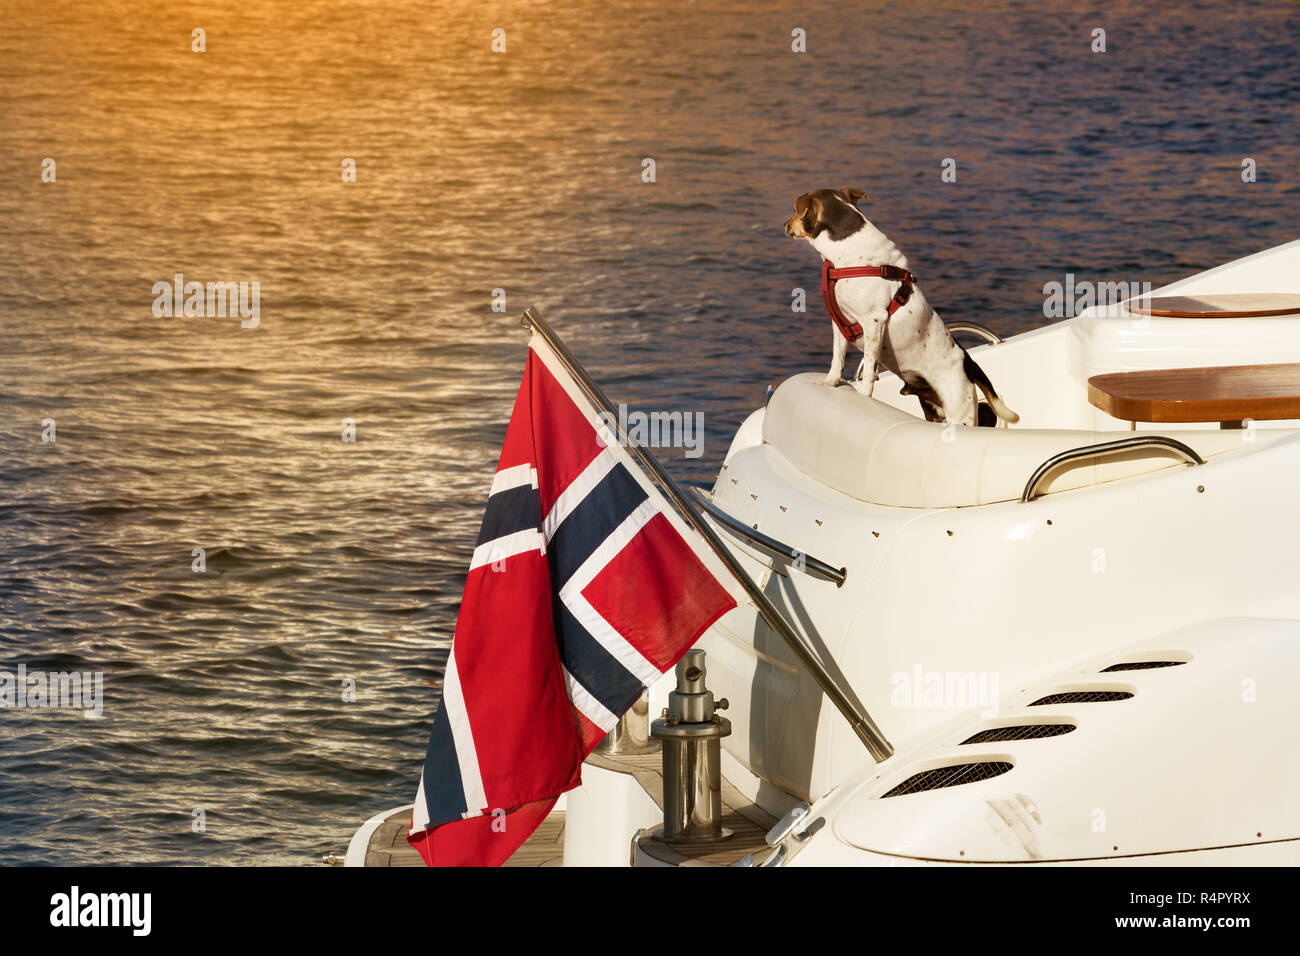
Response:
364,748,778,867
1088,363,1300,423
585,749,778,867
361,806,566,867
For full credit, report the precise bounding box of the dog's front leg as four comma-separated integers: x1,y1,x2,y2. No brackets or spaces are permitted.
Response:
850,319,886,397
824,327,849,386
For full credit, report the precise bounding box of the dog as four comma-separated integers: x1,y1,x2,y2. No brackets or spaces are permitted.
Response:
785,188,1018,427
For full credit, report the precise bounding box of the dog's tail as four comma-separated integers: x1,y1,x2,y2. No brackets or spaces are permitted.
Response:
962,350,1020,424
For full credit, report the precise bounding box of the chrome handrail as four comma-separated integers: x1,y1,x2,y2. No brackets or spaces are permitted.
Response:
946,322,1003,345
1021,436,1205,503
689,487,846,587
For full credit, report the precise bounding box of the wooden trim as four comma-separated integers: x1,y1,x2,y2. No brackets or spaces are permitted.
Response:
1128,294,1300,318
1089,363,1300,423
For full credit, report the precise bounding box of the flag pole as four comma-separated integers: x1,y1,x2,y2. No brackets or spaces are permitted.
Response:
520,307,893,762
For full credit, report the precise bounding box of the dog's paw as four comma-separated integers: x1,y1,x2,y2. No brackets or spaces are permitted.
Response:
850,379,874,398
820,376,840,387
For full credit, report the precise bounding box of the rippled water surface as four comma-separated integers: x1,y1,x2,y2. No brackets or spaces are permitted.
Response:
1,0,1297,864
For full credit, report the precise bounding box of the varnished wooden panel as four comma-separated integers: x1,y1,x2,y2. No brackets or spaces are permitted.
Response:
1089,363,1300,422
1127,293,1300,318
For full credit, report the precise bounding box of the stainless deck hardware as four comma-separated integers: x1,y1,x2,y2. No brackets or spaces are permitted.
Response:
650,649,732,842
595,691,659,755
1021,435,1205,503
689,486,847,587
521,307,893,762
765,802,811,845
759,844,788,866
945,322,1003,345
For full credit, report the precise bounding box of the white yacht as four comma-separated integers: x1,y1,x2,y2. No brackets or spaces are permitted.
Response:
351,239,1300,867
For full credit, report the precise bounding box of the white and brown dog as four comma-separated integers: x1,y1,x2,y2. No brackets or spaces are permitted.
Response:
785,188,1018,427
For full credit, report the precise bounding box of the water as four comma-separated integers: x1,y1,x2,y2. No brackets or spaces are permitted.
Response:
1,0,1296,864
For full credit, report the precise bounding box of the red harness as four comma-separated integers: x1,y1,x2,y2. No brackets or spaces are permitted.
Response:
820,260,917,341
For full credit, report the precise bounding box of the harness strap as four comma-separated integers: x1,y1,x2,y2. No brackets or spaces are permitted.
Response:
821,260,918,342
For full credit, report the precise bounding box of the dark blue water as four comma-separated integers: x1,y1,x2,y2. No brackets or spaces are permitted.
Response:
1,0,1297,864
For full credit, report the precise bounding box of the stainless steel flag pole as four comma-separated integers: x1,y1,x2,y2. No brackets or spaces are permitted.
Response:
521,307,893,762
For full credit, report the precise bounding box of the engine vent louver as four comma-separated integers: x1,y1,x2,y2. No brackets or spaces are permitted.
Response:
1028,690,1133,706
881,761,1013,798
961,723,1076,744
1100,660,1186,672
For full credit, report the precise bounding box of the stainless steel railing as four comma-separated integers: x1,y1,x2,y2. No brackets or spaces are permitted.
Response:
1021,435,1205,503
946,322,1003,345
690,486,846,587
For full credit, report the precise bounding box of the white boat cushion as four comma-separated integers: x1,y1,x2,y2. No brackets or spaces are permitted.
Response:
763,373,1270,508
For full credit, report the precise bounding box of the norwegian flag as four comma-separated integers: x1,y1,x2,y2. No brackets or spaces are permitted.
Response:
407,336,739,866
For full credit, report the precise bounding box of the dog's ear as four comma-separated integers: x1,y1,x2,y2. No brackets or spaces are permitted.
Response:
841,188,869,205
795,193,823,233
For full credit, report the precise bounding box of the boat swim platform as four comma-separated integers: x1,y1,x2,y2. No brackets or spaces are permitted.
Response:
361,749,777,867
360,806,566,867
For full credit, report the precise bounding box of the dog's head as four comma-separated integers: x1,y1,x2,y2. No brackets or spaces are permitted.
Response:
784,188,869,242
